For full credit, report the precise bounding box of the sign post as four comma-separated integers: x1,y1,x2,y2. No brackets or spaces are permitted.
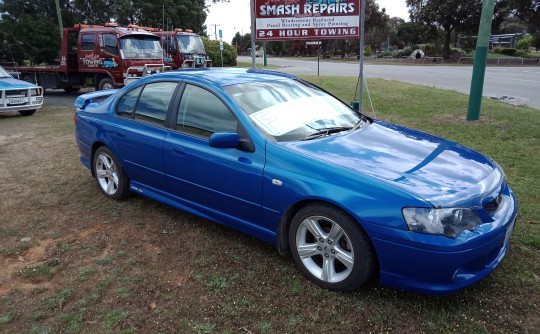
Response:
306,41,322,76
219,29,224,67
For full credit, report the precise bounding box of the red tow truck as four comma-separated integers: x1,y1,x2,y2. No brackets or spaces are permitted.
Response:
6,23,169,91
155,29,212,69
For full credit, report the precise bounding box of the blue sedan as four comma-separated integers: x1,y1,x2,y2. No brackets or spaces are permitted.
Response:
74,68,518,295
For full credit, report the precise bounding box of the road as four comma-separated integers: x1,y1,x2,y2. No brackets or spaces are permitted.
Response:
239,56,540,109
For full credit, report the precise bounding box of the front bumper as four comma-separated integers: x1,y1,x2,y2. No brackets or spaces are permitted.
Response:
364,190,518,296
0,88,43,113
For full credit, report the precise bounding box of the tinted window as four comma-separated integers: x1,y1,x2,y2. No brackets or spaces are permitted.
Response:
81,34,95,51
134,82,177,126
176,85,237,138
103,34,119,56
116,86,142,117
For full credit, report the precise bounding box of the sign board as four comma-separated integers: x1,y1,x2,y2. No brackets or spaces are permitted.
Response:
254,0,361,41
306,41,321,45
219,41,223,50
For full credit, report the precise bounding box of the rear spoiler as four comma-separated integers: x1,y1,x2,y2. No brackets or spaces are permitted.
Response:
75,89,118,110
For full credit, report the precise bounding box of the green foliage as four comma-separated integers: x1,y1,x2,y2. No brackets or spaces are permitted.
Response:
517,35,535,50
500,48,518,56
202,38,237,67
364,46,374,57
407,0,483,58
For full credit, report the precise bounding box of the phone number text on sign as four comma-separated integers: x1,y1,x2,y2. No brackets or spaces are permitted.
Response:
255,0,361,41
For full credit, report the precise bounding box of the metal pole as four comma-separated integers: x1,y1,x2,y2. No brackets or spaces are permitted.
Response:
55,0,63,42
467,0,496,121
263,42,267,66
250,0,256,69
358,0,367,112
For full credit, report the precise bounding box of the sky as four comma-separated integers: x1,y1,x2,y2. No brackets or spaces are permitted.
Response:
205,0,409,44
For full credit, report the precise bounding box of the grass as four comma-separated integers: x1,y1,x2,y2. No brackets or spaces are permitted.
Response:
0,79,538,333
236,61,281,69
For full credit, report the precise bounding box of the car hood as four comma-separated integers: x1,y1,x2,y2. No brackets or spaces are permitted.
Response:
282,121,502,207
0,77,37,89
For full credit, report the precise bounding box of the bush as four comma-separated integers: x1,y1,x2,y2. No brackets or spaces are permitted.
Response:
423,43,442,56
364,46,374,57
493,47,503,54
396,47,412,58
517,35,534,50
500,48,517,56
202,38,237,67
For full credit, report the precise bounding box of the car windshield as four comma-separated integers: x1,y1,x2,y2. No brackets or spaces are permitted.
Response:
177,35,205,54
120,35,162,59
225,79,362,142
0,66,11,78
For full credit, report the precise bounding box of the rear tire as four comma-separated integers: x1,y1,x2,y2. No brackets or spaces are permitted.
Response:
93,146,131,199
289,204,375,291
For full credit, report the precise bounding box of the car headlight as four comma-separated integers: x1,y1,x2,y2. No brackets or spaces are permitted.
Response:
402,207,481,238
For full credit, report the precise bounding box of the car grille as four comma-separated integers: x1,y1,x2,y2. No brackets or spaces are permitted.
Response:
5,89,28,97
483,195,503,215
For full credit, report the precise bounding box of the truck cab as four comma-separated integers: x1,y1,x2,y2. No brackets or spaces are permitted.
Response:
68,23,169,90
156,29,211,69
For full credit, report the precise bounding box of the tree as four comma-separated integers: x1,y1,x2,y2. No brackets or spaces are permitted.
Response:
406,0,482,59
512,0,540,49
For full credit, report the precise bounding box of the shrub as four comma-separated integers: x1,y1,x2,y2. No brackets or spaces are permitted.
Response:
423,43,442,56
500,48,517,56
517,35,534,50
364,46,374,57
493,47,503,54
202,37,237,67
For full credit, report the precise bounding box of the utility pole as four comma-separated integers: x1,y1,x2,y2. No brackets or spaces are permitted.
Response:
209,24,221,41
467,0,496,121
55,0,63,42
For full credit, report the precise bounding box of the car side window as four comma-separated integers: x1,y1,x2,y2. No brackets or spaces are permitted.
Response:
81,34,95,51
116,86,142,117
176,84,237,138
133,82,178,126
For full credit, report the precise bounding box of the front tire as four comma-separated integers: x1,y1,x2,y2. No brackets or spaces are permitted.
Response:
289,204,375,291
93,146,131,199
97,77,114,91
19,109,36,116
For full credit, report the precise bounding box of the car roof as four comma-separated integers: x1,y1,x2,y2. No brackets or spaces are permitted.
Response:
146,68,298,87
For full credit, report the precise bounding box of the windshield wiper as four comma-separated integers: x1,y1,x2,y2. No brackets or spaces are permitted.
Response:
352,116,369,131
301,126,352,141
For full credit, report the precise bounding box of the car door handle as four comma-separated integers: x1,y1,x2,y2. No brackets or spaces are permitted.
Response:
169,146,186,157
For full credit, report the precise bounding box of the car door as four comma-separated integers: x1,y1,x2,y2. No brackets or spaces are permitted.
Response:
110,81,178,190
163,83,265,227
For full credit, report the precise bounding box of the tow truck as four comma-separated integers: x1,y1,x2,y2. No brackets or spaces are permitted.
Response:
5,23,169,91
155,29,212,69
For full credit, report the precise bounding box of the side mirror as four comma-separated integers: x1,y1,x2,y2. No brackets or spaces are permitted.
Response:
209,132,240,149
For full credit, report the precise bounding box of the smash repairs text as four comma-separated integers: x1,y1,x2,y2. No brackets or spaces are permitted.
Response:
259,3,356,17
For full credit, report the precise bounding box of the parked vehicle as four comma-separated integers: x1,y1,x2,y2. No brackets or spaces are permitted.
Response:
74,68,517,295
0,65,43,116
155,29,211,69
5,23,169,92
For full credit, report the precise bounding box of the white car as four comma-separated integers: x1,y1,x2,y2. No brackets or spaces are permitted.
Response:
0,66,43,116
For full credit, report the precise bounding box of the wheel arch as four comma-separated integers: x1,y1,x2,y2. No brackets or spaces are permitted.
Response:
277,199,378,263
90,141,107,177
